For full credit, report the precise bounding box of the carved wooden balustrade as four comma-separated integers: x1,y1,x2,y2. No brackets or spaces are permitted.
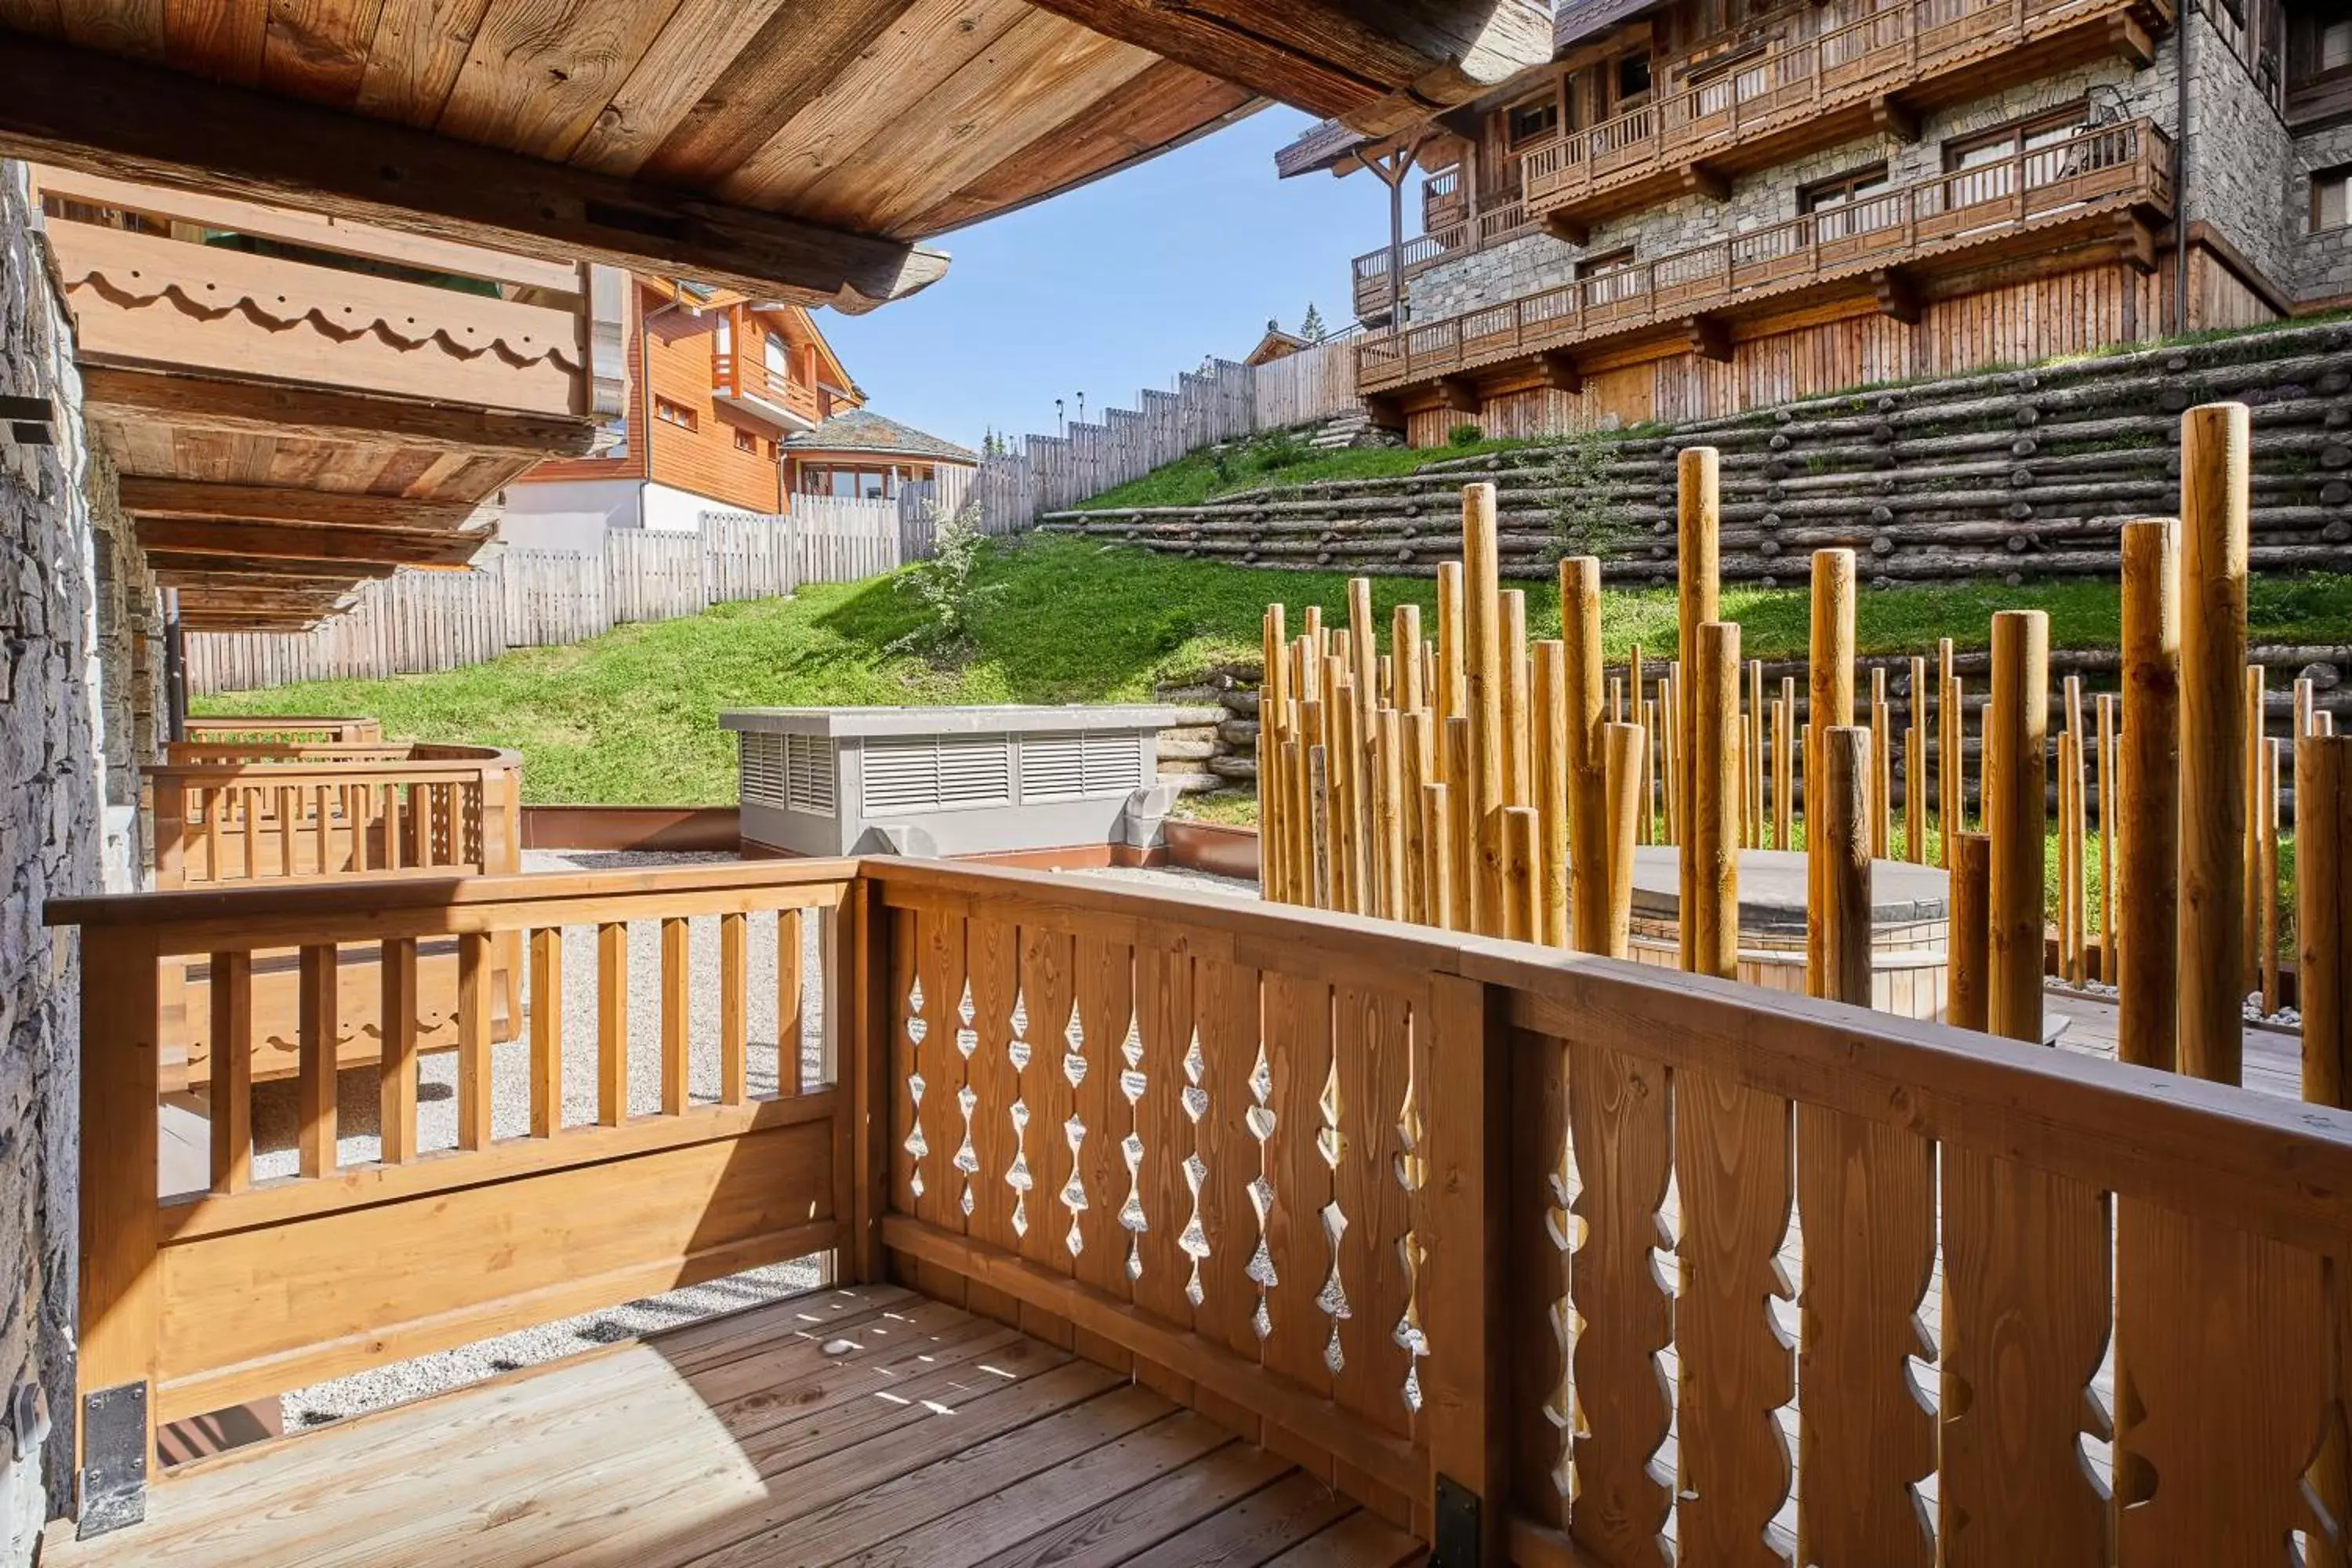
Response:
52,854,2352,1559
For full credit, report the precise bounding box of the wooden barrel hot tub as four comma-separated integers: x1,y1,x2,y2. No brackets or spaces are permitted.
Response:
1624,845,1951,1022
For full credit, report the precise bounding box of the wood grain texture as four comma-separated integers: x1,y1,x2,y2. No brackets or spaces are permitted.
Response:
1795,1105,1935,1568
1073,932,1137,1365
1264,970,1338,1442
1937,1150,2107,1567
1673,1062,1792,1568
2178,405,2249,1083
1566,1040,1673,1568
1192,956,1265,1441
1508,1025,1571,1529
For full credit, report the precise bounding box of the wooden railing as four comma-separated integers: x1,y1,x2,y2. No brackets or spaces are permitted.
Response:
713,348,822,426
180,716,384,746
145,740,523,1090
1352,223,1473,318
55,859,855,1530
50,853,2352,1555
1524,0,2154,215
1424,163,1465,230
1364,120,2171,392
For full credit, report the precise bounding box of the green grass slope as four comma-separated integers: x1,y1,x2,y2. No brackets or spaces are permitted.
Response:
199,536,2352,804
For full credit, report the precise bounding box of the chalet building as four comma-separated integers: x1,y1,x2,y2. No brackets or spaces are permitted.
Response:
497,272,862,549
781,410,978,503
1290,0,2352,443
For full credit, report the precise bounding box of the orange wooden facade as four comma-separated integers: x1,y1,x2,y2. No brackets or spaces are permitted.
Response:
521,280,858,515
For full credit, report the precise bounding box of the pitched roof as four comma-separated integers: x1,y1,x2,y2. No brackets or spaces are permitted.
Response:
782,409,977,463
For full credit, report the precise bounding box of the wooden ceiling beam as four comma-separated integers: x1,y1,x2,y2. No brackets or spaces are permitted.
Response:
0,37,950,312
135,515,485,566
121,479,482,534
150,556,397,586
1018,0,1552,136
82,367,591,460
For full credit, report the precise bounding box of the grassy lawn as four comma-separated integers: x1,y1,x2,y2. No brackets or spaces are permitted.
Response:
201,535,2352,808
1073,429,1543,510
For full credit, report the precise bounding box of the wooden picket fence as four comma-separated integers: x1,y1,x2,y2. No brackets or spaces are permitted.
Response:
793,495,908,584
968,336,1362,533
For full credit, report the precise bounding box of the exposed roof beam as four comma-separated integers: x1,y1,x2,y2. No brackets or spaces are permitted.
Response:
150,555,399,586
122,480,484,535
82,367,592,459
0,38,949,312
1021,0,1553,136
135,516,485,567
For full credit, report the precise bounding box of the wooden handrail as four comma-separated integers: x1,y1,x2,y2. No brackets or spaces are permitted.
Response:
1363,119,2169,391
1526,0,2146,209
182,715,384,746
49,851,2352,1552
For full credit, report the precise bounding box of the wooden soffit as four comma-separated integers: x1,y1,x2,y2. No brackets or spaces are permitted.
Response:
0,0,1548,305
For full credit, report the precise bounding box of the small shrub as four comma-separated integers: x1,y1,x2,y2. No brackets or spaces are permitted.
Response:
890,502,1003,662
1448,421,1485,447
1250,429,1311,473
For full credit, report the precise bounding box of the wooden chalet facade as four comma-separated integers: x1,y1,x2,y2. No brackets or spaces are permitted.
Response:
1295,0,2346,444
499,274,863,546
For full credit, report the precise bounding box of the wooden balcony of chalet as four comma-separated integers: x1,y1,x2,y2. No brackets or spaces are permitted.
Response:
35,833,2352,1566
1361,118,2172,398
1351,194,1540,324
29,166,596,634
1521,0,2170,239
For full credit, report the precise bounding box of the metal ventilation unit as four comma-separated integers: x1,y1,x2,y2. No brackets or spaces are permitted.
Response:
722,706,1182,858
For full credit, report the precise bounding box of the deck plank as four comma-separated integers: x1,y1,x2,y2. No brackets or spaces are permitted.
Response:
40,1289,1402,1568
1266,1510,1431,1567
970,1443,1297,1568
1115,1470,1359,1568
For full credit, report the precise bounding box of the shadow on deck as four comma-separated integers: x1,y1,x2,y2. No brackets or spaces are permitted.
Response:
45,1285,1422,1568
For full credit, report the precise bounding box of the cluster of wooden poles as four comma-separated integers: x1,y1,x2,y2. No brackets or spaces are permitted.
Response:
1254,401,2351,1102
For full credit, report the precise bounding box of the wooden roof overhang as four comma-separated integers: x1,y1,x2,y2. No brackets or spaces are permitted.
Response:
0,0,1553,314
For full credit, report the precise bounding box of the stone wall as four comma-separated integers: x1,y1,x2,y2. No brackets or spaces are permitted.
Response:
0,159,145,1566
2291,121,2352,305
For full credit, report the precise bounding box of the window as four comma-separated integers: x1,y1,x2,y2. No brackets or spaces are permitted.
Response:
654,397,695,430
1507,94,1559,148
1617,53,1653,102
734,427,758,454
1801,162,1893,239
1573,246,1636,278
2315,165,2352,232
764,332,789,381
2327,20,2352,73
1575,247,1641,305
1941,104,2091,209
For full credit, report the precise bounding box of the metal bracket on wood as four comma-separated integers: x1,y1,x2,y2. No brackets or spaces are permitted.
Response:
76,1381,147,1539
1430,1473,1483,1566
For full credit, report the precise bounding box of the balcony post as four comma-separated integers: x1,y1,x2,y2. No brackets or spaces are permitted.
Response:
840,873,895,1283
74,924,163,1537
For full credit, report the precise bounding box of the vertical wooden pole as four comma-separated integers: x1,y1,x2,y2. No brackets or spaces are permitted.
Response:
1437,560,1467,732
1309,743,1333,910
2063,673,2088,986
1987,609,2049,1045
1534,640,1570,947
2059,729,2082,985
1394,602,1425,717
1503,589,1532,807
1749,659,1766,852
1818,726,1875,1007
1379,709,1407,924
1869,664,1891,861
1907,654,1928,864
1948,832,1992,1032
1777,674,1796,850
2096,692,2118,986
1807,550,1857,996
1403,710,1433,931
1603,721,1644,960
1939,637,1958,865
1501,806,1541,943
2179,403,2249,1083
1424,782,1454,931
1447,717,1475,933
1684,446,1722,959
1642,698,1661,850
2303,733,2350,1106
2261,734,2281,1015
1691,622,1741,981
2120,520,2180,1070
1464,483,1505,935
1563,558,1608,954
2244,664,2266,995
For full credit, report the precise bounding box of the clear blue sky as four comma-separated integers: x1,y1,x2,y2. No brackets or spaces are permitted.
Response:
815,105,1389,454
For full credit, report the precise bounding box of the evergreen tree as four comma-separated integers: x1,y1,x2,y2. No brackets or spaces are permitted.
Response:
1298,302,1327,343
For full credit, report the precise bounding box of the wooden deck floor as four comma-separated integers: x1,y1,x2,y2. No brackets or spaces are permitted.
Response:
46,1286,1424,1568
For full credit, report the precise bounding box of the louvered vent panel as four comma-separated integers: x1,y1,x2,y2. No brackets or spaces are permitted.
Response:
1020,734,1087,800
862,739,941,815
739,733,789,809
1083,731,1143,794
786,734,835,813
939,735,1012,807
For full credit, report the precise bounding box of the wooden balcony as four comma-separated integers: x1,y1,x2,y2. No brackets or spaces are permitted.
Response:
1363,119,2172,396
713,347,822,431
39,846,2352,1563
1523,0,2169,238
30,165,596,631
1350,202,1537,323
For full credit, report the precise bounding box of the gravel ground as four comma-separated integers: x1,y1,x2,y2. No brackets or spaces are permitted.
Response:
269,848,832,1428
